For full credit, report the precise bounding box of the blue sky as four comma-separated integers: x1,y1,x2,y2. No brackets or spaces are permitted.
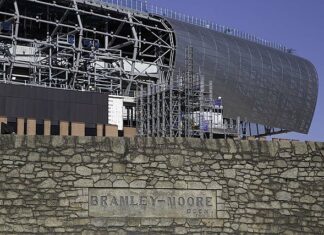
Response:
149,0,324,141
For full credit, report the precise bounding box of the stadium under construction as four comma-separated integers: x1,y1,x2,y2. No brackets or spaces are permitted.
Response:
0,0,319,139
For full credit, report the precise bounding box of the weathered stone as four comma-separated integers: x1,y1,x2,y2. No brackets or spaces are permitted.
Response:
217,211,230,218
191,156,201,163
279,140,291,149
298,162,309,167
311,205,322,211
292,141,308,155
53,156,66,163
129,154,149,163
228,139,237,153
279,152,291,158
155,181,173,188
228,179,238,187
111,138,126,154
276,191,291,201
211,163,220,170
207,181,222,190
42,163,59,169
174,181,187,189
224,169,236,178
38,179,57,188
59,199,69,207
7,169,19,178
61,164,72,172
312,155,323,162
174,227,187,234
280,168,298,179
255,202,271,209
61,148,75,156
74,179,93,187
275,160,287,168
141,218,160,226
1,136,323,233
321,150,324,157
76,166,92,176
94,180,112,188
112,179,129,188
188,181,206,189
288,181,299,189
169,155,184,167
112,163,126,173
159,218,173,226
36,170,49,178
155,155,167,161
6,191,19,199
300,195,316,204
28,152,40,162
68,154,82,163
20,163,34,174
45,217,63,227
224,154,232,159
130,180,146,188
51,136,65,147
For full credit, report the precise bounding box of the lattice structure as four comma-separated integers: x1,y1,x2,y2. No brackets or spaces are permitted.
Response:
136,46,243,139
0,0,175,95
0,0,293,138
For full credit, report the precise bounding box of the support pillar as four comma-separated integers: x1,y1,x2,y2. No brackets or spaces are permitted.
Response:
105,124,118,137
26,118,36,136
0,116,7,124
44,120,51,136
0,116,7,135
96,124,104,137
60,121,69,136
124,127,137,138
71,122,85,137
17,117,24,135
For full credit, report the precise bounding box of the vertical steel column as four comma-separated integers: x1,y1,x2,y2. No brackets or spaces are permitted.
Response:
152,85,156,136
147,84,150,136
209,80,213,139
162,82,166,137
169,74,173,137
156,84,161,137
199,74,204,139
8,0,20,81
71,0,83,88
125,12,139,95
140,84,144,135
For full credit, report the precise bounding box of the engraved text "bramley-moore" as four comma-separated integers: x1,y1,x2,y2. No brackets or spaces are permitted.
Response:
90,195,213,208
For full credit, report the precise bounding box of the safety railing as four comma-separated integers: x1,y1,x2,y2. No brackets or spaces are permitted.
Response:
92,0,291,53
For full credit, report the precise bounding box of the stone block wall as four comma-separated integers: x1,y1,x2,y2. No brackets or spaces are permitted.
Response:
0,135,323,234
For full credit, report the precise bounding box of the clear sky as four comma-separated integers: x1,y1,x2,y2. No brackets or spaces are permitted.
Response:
149,0,324,141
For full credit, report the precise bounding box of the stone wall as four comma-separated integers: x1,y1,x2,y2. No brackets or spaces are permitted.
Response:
0,135,323,235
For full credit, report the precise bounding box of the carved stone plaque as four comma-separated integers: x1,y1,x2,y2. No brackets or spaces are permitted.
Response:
89,188,217,218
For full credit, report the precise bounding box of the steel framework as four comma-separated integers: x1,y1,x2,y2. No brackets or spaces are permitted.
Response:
136,46,243,138
0,0,175,95
0,0,294,138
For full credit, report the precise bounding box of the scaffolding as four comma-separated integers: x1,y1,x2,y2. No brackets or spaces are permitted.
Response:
0,0,281,139
0,0,175,95
136,45,242,139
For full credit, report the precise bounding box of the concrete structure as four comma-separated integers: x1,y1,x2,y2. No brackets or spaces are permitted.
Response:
0,136,323,234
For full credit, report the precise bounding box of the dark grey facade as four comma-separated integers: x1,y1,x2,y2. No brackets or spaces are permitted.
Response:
0,83,108,124
168,19,318,134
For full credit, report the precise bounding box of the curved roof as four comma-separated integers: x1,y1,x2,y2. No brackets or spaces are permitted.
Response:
167,19,318,134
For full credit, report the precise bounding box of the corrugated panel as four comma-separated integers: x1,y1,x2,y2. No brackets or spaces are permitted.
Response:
0,83,108,124
168,19,318,133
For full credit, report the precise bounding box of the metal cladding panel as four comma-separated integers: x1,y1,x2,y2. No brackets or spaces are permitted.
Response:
168,19,318,133
0,84,108,124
